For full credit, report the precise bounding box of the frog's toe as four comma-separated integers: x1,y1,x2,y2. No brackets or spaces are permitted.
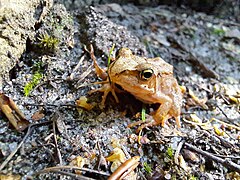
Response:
175,116,181,128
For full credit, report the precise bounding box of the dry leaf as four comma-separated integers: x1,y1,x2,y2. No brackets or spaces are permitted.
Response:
129,134,150,144
213,125,225,136
180,85,186,94
188,89,208,109
31,109,45,121
0,93,29,131
182,149,200,163
0,174,21,180
228,95,239,104
106,147,126,163
69,156,90,174
76,96,95,111
178,155,191,172
190,114,202,123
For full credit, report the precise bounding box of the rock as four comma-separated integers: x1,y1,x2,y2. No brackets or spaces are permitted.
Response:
225,28,240,41
0,0,43,87
77,6,146,58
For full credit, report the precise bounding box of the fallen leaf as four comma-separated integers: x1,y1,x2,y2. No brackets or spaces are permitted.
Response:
0,93,29,131
106,147,126,163
190,114,202,123
178,155,191,172
182,149,200,163
0,173,21,180
188,89,208,109
69,156,90,174
228,95,239,104
76,96,95,111
31,109,45,121
213,125,226,136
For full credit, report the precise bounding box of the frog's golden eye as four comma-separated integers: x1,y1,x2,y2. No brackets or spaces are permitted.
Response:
140,69,154,80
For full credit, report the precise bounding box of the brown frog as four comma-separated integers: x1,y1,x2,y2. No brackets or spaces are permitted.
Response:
89,45,182,132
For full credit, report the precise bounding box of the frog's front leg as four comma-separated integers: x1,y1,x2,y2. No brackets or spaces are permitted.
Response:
88,82,119,109
144,91,172,126
89,44,108,80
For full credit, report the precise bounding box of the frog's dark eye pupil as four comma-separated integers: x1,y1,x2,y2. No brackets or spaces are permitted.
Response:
140,69,153,80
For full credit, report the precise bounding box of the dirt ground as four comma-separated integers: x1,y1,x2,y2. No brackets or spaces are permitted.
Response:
0,1,239,180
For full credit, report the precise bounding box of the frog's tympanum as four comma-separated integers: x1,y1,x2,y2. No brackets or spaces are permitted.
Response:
90,46,182,132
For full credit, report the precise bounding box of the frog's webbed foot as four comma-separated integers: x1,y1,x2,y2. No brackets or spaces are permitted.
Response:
174,116,181,128
152,113,171,127
128,119,157,133
127,119,152,129
153,110,181,128
88,83,119,109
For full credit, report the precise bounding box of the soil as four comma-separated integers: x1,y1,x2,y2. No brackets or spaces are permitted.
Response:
0,1,239,180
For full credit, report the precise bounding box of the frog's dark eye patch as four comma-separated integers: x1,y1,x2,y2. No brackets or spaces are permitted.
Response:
140,69,154,80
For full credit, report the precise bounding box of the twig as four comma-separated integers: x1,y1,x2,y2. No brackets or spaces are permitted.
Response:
108,156,140,180
216,104,230,120
96,141,107,171
174,140,185,165
24,103,77,108
0,121,51,171
51,111,63,165
75,64,94,89
36,0,53,23
69,54,86,80
212,118,240,131
35,169,95,180
167,36,219,79
33,165,110,177
34,78,65,91
184,142,240,173
213,154,240,159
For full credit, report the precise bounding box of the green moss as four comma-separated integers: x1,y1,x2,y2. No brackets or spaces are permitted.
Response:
23,62,44,96
24,72,42,96
189,175,198,180
143,162,152,174
37,33,59,51
212,27,225,36
166,146,174,159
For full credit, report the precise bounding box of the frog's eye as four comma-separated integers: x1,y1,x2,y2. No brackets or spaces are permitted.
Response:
140,69,154,80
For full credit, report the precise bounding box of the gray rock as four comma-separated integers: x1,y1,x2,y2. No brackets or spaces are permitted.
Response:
0,0,43,87
78,6,146,58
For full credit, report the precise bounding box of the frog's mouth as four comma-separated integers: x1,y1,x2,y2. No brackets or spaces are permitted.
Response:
115,83,124,91
113,83,127,94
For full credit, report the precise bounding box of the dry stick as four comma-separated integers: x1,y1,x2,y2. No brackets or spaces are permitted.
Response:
174,140,185,165
0,121,51,171
75,64,94,89
213,154,240,159
184,142,240,173
167,36,219,79
69,54,86,80
96,141,107,171
42,169,95,180
24,103,77,108
33,166,110,177
51,111,63,165
34,77,65,91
